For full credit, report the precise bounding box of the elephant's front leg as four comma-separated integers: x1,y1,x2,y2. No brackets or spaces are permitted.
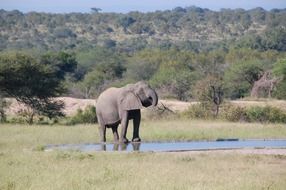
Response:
132,110,141,142
120,111,129,143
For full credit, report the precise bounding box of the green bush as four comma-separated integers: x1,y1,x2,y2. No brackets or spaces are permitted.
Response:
246,106,286,123
245,106,268,122
67,105,97,125
7,116,26,124
184,103,286,123
182,103,213,119
0,97,9,123
220,105,247,122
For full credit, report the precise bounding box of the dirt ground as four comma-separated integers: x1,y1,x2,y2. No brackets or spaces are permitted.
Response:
5,97,286,116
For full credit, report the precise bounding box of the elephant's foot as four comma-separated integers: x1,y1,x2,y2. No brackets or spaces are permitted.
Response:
132,137,141,142
120,138,129,144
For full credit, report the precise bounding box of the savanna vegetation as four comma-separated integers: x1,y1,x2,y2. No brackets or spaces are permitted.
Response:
0,7,286,190
1,7,286,52
0,7,286,124
1,49,286,124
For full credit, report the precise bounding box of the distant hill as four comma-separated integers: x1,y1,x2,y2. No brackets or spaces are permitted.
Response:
0,7,286,52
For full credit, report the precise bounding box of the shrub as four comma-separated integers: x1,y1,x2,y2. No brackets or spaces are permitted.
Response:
0,97,10,123
67,105,97,125
245,106,268,122
182,103,213,119
220,104,247,122
185,103,286,123
245,106,286,123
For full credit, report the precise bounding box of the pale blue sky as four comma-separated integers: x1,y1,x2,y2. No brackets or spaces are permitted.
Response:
1,0,286,13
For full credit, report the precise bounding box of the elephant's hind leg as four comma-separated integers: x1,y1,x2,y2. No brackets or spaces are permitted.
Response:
99,125,106,143
120,111,129,144
97,116,106,143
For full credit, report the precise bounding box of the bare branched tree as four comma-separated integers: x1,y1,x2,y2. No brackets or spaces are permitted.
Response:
156,102,175,115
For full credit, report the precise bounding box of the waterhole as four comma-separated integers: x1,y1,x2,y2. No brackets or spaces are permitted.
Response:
45,139,286,152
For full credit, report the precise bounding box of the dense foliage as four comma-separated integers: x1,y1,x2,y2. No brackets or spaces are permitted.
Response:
0,7,286,123
0,7,286,52
66,105,97,125
0,52,77,123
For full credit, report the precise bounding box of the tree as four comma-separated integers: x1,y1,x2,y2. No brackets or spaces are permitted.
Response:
0,93,9,122
91,8,102,13
75,57,126,98
0,52,77,124
273,59,286,99
151,60,197,101
78,70,106,98
117,16,136,32
224,60,265,98
193,51,225,77
125,58,158,82
40,52,77,80
193,75,224,117
261,27,286,51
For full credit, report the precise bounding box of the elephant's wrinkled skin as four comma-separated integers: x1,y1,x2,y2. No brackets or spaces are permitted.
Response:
96,81,158,143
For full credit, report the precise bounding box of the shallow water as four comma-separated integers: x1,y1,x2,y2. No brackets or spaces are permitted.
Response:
45,139,286,152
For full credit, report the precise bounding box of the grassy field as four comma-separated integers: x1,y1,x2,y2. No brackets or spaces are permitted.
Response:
1,120,286,189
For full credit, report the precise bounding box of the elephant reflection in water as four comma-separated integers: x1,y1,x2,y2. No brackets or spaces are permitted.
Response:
100,143,141,151
96,81,158,144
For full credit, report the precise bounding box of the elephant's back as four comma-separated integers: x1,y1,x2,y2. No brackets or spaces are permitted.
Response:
97,87,120,104
98,87,120,101
96,87,121,125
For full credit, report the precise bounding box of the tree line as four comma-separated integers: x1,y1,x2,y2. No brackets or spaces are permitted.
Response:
0,7,286,123
1,48,285,123
70,48,286,100
0,7,285,52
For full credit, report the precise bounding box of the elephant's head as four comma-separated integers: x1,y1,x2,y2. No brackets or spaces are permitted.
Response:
121,81,158,110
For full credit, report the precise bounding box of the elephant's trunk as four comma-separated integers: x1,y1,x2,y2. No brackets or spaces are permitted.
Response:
149,90,158,107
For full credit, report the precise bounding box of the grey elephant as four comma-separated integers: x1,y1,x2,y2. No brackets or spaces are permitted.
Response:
96,81,158,143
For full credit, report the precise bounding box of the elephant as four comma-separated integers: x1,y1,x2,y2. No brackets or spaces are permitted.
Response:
96,81,158,143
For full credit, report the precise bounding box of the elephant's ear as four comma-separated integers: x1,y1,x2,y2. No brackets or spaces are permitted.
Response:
120,92,142,110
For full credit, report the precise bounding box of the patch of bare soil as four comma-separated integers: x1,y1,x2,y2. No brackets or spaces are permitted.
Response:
6,97,96,116
55,97,96,115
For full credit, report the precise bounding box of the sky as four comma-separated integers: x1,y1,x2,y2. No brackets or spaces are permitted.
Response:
1,0,286,13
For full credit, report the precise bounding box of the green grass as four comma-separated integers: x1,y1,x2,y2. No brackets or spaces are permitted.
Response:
1,120,286,190
1,151,286,190
141,120,286,141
